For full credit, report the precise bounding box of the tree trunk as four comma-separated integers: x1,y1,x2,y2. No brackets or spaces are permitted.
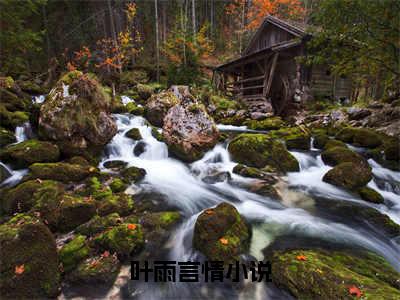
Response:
155,0,160,82
107,0,121,74
192,0,196,44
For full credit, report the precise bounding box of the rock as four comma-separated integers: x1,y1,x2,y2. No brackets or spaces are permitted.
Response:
27,162,97,183
323,139,347,150
244,117,284,130
103,160,128,171
0,139,60,168
126,102,144,115
151,127,164,142
68,156,90,166
323,162,372,190
228,134,299,173
76,213,122,236
0,105,29,130
321,146,368,167
163,95,219,162
232,164,278,184
358,186,384,204
347,107,371,120
285,132,311,150
145,91,180,127
59,235,91,273
312,134,329,149
125,128,142,140
136,83,155,101
193,202,250,263
109,178,127,193
121,166,146,183
0,163,11,183
0,214,60,298
38,71,117,154
383,138,400,161
97,193,134,217
0,127,16,147
92,223,144,257
249,181,281,199
271,249,400,299
68,254,120,284
202,170,231,184
1,179,63,214
249,112,268,120
336,127,382,148
133,141,147,156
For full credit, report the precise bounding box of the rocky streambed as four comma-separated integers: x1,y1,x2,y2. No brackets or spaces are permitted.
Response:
0,72,399,299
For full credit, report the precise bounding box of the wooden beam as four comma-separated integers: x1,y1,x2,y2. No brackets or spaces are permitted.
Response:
264,52,279,97
234,85,264,91
233,75,264,85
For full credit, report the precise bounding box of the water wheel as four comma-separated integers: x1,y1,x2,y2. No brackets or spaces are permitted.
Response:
270,74,292,115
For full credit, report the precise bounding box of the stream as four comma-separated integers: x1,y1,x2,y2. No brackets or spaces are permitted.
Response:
96,113,400,299
1,105,399,299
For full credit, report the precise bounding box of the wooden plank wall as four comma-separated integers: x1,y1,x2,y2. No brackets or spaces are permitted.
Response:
247,26,294,54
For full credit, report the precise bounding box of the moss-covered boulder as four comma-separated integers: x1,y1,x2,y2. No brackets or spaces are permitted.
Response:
137,83,155,101
38,71,117,154
92,223,144,257
0,104,30,130
141,211,181,231
358,186,384,204
126,102,145,115
0,127,16,147
285,132,311,150
121,166,146,183
68,254,120,284
271,249,400,299
323,162,372,190
383,138,400,161
1,179,63,214
228,134,299,173
97,193,134,217
0,139,60,168
57,195,96,232
28,162,97,183
336,127,382,148
103,160,128,171
125,128,142,140
59,235,91,273
0,214,60,298
193,202,250,263
0,163,11,183
76,213,122,236
0,87,29,112
145,91,180,127
232,164,278,183
109,178,128,193
323,139,347,150
244,117,284,130
321,146,368,167
313,134,329,149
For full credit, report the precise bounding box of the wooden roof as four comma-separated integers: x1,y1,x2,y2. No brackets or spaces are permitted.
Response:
243,15,307,55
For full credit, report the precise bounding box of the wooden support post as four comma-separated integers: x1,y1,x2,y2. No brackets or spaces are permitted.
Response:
263,52,279,97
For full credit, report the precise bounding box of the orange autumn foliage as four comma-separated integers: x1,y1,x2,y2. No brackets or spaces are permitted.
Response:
127,223,137,230
15,264,25,275
219,238,229,245
296,254,307,261
348,285,362,298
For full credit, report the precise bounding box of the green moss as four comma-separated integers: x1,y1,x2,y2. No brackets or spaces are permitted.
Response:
358,186,384,204
0,104,30,129
313,134,329,149
109,178,127,193
336,127,382,148
0,139,60,168
1,179,63,214
271,249,400,299
321,146,367,167
121,166,146,183
76,213,122,236
68,254,120,284
59,70,83,85
58,194,96,232
125,128,142,140
126,102,145,115
151,127,164,142
244,117,285,130
136,83,155,100
232,164,275,180
323,139,347,150
0,127,16,147
92,223,144,257
193,202,250,263
228,133,299,172
0,214,60,298
59,235,91,273
211,95,238,111
28,162,97,183
97,193,134,217
323,162,372,190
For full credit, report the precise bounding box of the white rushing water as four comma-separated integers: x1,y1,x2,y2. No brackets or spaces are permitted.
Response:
97,114,400,299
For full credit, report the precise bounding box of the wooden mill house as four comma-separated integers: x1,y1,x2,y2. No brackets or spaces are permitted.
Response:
213,15,352,115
